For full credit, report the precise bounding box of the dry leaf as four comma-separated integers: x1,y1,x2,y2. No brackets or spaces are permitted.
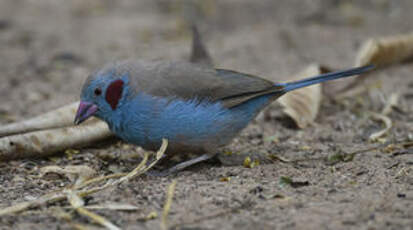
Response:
332,32,413,97
278,64,323,128
356,33,413,67
40,165,97,185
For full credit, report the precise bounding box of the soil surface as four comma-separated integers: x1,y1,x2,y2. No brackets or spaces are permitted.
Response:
0,1,412,229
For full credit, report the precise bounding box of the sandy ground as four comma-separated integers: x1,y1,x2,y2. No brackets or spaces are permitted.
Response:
0,1,412,229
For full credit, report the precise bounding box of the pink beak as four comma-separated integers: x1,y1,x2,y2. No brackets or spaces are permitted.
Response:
74,101,98,125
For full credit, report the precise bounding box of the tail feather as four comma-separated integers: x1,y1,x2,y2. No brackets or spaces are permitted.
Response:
281,65,374,92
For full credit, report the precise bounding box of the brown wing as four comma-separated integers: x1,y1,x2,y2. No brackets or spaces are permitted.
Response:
95,60,284,108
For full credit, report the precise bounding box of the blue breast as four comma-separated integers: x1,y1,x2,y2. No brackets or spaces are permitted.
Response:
105,93,274,153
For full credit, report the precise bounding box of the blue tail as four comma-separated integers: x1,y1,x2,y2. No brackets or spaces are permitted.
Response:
281,65,374,92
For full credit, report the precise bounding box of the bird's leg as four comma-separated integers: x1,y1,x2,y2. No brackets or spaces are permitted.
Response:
148,153,216,177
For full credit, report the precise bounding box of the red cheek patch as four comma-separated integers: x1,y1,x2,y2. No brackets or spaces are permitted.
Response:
105,79,124,110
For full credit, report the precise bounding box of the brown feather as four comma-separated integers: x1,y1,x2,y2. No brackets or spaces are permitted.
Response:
86,60,282,108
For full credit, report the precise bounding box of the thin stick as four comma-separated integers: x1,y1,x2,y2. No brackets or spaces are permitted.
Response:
67,190,120,230
369,112,392,141
76,207,120,230
161,180,177,230
0,119,112,160
74,173,127,190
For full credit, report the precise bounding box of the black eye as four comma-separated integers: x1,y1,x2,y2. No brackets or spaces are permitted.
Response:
94,88,102,96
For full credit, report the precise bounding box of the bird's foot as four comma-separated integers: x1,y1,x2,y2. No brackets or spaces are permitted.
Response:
145,153,216,177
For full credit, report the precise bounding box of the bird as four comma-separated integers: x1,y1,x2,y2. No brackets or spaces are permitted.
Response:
74,59,373,176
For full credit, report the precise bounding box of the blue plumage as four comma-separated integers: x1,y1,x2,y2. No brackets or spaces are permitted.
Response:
99,91,273,155
74,60,373,175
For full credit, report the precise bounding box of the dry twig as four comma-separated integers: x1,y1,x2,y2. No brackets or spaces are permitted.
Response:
0,139,167,217
66,190,121,230
0,102,79,137
0,119,111,160
161,180,177,230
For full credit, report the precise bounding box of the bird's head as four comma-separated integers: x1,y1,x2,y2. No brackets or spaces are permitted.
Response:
74,65,129,125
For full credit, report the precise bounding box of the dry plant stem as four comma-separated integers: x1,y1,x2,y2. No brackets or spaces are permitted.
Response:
381,93,399,115
369,112,392,141
67,190,120,230
0,191,67,216
82,203,139,211
0,160,134,216
50,207,92,230
0,102,79,137
74,149,152,198
72,223,92,230
74,173,127,190
0,120,111,160
368,94,398,141
117,139,167,183
76,207,120,230
0,140,167,216
161,180,177,230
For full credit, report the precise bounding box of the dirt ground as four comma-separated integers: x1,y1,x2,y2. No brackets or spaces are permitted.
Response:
0,1,412,229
